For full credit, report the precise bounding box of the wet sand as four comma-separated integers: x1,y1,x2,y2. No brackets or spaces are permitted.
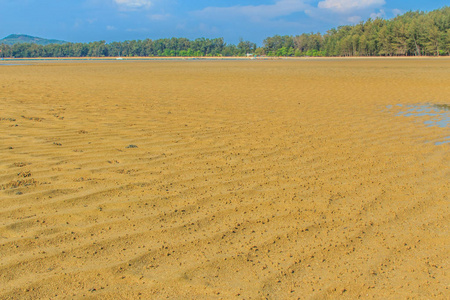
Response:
0,59,449,299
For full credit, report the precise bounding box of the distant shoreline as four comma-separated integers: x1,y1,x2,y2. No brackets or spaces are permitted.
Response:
2,56,450,62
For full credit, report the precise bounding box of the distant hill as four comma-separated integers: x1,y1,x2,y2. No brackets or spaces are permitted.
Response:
0,34,67,46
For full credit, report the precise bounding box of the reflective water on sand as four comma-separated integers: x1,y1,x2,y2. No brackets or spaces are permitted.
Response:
0,63,30,66
390,104,450,145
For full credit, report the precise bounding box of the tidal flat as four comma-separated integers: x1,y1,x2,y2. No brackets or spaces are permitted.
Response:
0,58,449,298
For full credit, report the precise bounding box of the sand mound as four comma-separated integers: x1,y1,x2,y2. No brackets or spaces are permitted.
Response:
0,59,448,299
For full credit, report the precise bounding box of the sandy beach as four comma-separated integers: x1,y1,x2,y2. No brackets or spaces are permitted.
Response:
0,58,448,299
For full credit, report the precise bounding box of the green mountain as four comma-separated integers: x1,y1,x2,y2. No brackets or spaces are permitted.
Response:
0,34,67,46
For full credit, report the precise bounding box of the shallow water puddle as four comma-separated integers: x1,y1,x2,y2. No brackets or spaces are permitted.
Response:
389,104,450,145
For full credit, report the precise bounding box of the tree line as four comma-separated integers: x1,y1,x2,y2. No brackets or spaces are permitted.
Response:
1,7,449,58
262,7,450,57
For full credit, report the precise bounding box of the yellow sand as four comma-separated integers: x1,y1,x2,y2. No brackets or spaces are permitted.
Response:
0,58,449,299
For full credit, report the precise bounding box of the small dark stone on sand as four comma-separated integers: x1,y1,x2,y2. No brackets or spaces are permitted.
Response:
126,145,138,148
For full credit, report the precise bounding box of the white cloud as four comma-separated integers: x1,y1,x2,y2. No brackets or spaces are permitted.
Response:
370,9,385,19
114,0,152,10
392,9,402,16
318,0,385,13
106,25,116,30
347,16,361,23
194,0,310,21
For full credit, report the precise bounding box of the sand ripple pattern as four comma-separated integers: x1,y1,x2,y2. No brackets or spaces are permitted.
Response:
0,59,449,299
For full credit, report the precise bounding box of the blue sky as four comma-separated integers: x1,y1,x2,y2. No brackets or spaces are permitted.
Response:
0,0,448,45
